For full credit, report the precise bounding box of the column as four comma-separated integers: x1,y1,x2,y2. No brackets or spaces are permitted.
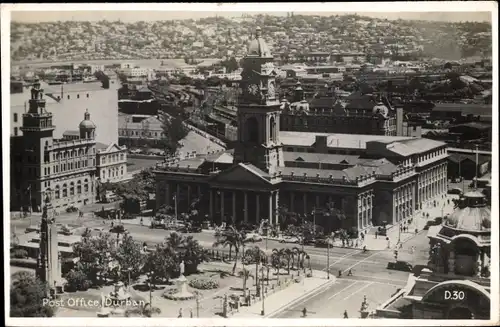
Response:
244,192,248,223
268,193,273,224
220,191,225,223
256,194,260,223
209,189,214,219
290,192,295,212
315,194,320,208
274,191,279,226
165,183,171,206
176,184,180,207
187,185,191,207
197,185,202,198
232,191,236,224
303,193,307,215
448,250,455,274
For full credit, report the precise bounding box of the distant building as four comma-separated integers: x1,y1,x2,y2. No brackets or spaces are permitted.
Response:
331,52,366,64
96,142,128,183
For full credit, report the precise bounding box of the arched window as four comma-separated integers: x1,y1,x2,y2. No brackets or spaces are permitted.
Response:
55,185,60,199
269,116,276,142
246,117,259,143
84,179,89,193
69,182,75,196
14,113,18,122
102,170,106,179
62,183,68,197
121,166,124,175
77,180,82,194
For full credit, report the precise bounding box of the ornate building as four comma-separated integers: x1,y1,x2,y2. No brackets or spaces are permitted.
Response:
155,28,447,233
280,84,400,136
10,80,125,212
375,192,491,319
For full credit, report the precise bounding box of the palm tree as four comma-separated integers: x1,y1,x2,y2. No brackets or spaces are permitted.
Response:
291,247,301,270
213,226,248,275
271,248,286,281
124,302,161,317
238,268,253,298
284,248,293,274
244,246,266,295
182,236,209,274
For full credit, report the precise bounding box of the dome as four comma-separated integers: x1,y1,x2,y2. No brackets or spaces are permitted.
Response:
247,27,272,58
79,109,96,129
444,193,491,232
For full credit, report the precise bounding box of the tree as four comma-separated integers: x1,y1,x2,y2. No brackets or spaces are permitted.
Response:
271,248,286,281
125,302,162,317
182,235,209,274
143,243,177,285
238,268,253,298
65,267,91,292
10,271,55,317
157,112,189,157
243,246,266,294
284,248,293,274
73,232,116,286
115,234,145,282
213,226,249,275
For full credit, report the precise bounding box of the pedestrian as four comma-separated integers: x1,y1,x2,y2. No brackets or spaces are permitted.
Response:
302,307,307,317
178,308,183,318
140,217,144,226
355,240,358,248
361,233,364,241
399,243,403,249
348,269,353,276
344,310,348,318
111,221,114,228
190,309,193,318
375,231,378,239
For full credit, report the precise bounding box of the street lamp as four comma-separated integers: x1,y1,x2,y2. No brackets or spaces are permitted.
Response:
260,266,265,316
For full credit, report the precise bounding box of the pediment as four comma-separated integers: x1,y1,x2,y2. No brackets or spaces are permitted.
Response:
210,163,271,186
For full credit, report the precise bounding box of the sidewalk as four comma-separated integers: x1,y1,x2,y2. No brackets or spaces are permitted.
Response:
232,270,335,318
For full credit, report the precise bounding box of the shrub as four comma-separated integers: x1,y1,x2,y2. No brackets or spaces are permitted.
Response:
12,249,28,259
188,278,219,290
65,269,91,292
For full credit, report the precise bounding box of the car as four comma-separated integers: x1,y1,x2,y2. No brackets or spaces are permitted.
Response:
245,233,263,242
279,235,301,244
387,260,413,272
110,225,127,234
314,238,333,248
448,188,463,195
150,220,166,229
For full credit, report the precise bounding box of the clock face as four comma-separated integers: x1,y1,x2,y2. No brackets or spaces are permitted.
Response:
268,82,275,97
247,84,259,96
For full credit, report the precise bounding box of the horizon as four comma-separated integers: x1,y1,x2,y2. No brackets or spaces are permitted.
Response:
11,11,492,24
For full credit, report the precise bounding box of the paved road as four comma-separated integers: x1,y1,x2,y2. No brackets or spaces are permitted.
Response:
273,231,430,318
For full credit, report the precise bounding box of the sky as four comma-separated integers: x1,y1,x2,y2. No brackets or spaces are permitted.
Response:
7,3,495,23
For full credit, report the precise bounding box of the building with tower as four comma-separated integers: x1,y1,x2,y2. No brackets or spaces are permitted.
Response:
10,80,117,212
154,28,447,233
375,192,491,319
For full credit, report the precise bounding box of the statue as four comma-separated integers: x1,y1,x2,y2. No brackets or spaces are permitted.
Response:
179,260,185,276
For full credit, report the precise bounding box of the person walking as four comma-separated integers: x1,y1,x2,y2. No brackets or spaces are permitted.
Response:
344,310,348,318
375,231,378,239
302,307,307,317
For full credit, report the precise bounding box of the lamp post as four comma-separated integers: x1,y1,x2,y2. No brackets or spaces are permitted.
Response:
260,266,265,316
148,270,153,308
127,267,132,287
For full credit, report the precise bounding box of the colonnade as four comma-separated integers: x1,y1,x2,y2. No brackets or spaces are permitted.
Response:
418,162,447,207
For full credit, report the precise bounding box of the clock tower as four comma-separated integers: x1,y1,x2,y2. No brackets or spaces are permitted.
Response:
233,27,284,174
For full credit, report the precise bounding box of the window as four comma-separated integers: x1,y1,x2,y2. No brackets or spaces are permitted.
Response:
84,179,89,192
70,182,75,196
55,185,60,199
14,127,18,136
121,167,124,175
102,170,106,179
62,184,68,197
120,153,124,161
77,180,82,194
102,157,106,164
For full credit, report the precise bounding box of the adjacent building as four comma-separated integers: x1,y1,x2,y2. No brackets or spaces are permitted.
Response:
155,28,447,233
376,192,491,319
10,81,127,212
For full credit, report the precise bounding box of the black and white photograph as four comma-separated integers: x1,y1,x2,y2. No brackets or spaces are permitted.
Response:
2,2,498,325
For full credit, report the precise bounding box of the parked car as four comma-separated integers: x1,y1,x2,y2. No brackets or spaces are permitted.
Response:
245,233,263,242
150,219,166,229
279,235,301,244
314,238,333,248
387,260,413,272
448,187,463,195
178,223,202,233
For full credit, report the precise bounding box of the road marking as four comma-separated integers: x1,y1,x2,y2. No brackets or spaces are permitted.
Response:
343,282,373,301
341,278,403,288
321,249,362,271
348,275,408,284
342,250,382,273
327,281,359,300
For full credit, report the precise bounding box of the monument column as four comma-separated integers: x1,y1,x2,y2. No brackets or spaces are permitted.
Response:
244,192,248,223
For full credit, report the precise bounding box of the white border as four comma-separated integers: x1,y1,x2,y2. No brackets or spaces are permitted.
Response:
2,2,498,326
